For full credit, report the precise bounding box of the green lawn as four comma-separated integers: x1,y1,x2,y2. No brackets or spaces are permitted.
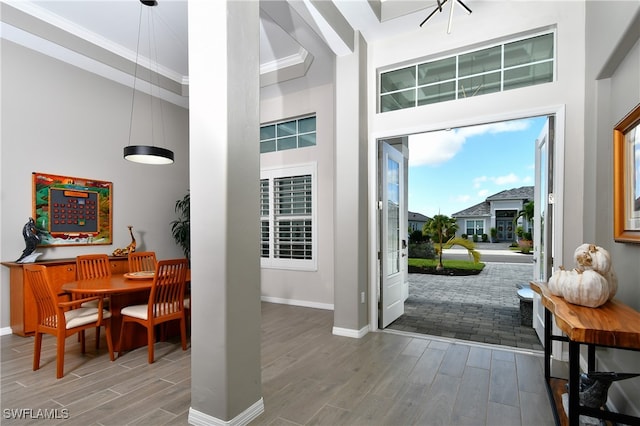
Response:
408,258,485,272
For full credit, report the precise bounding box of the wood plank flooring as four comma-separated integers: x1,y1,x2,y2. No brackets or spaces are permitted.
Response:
1,302,554,425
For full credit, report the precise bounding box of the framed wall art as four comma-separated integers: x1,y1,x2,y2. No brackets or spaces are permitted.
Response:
32,172,113,246
613,103,640,244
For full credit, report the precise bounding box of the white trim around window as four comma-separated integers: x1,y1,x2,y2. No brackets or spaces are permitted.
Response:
260,163,318,271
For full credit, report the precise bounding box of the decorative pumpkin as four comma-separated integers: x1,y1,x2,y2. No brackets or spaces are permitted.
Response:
548,267,579,297
562,270,610,308
574,243,611,274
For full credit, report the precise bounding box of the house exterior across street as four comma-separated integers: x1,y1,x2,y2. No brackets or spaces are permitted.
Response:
452,186,533,242
408,211,430,233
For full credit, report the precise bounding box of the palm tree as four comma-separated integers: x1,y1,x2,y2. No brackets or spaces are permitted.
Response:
427,214,459,271
514,200,534,239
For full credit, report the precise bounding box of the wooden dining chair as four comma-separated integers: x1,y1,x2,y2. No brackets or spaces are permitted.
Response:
128,251,157,272
128,252,191,335
24,264,114,378
76,254,112,348
118,258,189,363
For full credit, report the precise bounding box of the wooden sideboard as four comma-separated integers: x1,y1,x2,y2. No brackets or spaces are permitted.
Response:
531,281,640,426
1,257,129,336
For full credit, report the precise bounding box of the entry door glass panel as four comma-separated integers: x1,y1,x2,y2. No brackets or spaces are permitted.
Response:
387,158,400,275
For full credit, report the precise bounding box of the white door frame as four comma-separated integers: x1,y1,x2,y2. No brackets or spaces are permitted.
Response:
368,105,566,332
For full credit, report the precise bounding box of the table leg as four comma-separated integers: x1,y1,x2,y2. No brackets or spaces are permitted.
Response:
568,340,580,426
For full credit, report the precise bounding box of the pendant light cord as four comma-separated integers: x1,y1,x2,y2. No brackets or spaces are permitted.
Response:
127,5,145,147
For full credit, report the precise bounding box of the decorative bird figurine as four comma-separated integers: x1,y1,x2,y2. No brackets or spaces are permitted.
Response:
16,217,41,263
568,372,640,409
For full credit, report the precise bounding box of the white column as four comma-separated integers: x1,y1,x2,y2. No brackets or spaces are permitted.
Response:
188,1,263,424
333,33,369,336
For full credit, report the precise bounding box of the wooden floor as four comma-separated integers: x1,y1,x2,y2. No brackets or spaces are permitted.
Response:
1,302,554,425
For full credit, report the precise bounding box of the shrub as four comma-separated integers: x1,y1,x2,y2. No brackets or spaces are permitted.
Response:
409,230,425,243
482,233,489,242
408,242,436,259
461,234,468,239
472,234,479,242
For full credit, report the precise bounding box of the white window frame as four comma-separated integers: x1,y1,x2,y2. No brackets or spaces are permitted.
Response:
260,163,317,271
378,29,556,113
465,219,484,236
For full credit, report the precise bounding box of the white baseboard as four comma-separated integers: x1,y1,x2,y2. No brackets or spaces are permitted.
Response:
0,327,13,336
332,324,370,339
261,296,333,311
188,398,264,426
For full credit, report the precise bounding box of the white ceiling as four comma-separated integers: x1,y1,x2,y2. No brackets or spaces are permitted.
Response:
1,0,470,104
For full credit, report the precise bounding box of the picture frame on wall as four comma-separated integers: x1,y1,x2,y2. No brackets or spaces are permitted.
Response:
613,103,640,244
32,172,113,247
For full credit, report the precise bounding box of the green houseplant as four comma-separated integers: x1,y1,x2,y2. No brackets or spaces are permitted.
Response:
170,192,190,263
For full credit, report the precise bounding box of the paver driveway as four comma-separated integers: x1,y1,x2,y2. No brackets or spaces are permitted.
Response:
387,262,543,351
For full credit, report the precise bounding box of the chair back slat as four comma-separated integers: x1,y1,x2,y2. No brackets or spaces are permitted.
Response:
128,251,157,273
76,254,111,279
24,264,59,329
149,259,188,320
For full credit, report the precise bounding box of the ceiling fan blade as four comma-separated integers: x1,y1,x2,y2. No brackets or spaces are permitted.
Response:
420,0,449,27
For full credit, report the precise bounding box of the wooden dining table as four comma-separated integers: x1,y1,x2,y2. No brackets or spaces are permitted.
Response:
61,271,190,351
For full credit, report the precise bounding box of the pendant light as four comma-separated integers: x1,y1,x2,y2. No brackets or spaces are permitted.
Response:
124,0,174,165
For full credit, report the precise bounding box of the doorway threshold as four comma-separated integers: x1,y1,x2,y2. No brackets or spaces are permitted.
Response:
381,327,544,357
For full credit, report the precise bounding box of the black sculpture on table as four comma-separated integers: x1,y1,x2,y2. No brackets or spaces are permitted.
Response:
16,217,41,263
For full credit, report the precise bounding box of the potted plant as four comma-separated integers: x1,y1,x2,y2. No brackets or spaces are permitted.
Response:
170,192,190,263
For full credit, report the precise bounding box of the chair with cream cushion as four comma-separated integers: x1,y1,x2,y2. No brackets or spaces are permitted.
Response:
128,252,191,334
24,264,114,378
118,258,188,363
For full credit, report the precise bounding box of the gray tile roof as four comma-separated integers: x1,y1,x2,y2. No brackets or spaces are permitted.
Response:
452,201,491,217
486,186,534,201
452,186,533,217
408,211,430,222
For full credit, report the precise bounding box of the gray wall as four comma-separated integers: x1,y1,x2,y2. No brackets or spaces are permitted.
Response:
0,39,189,332
584,1,640,416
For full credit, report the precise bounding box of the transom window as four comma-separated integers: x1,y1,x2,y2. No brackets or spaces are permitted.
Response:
260,164,317,270
260,115,316,153
379,32,555,112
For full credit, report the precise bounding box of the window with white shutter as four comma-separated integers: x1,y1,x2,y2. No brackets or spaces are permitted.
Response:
260,164,317,270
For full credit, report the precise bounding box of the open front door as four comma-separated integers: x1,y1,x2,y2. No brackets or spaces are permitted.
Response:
533,116,554,342
379,142,407,328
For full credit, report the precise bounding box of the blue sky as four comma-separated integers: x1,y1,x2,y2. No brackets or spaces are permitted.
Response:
408,116,548,218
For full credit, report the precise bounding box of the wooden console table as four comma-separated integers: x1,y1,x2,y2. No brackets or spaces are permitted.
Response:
1,257,129,336
531,281,640,426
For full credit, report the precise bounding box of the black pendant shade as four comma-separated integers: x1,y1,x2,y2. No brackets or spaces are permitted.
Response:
124,145,174,165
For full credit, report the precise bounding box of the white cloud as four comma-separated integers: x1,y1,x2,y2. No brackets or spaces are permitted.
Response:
409,119,532,167
408,130,464,167
458,120,530,138
473,173,522,187
477,189,489,198
473,176,488,188
494,173,520,185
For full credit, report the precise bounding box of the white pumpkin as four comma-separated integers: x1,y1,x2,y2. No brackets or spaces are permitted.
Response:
548,267,578,297
574,243,611,274
562,270,610,308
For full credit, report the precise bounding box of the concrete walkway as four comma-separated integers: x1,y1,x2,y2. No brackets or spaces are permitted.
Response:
387,249,543,351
